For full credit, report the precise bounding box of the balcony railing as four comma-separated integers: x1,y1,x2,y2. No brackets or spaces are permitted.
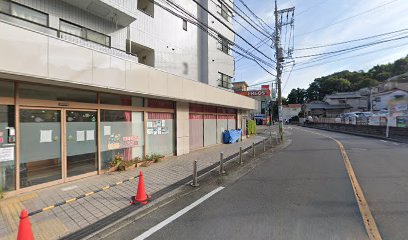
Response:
0,11,137,62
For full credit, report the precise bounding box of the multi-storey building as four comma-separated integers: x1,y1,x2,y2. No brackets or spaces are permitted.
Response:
0,0,256,196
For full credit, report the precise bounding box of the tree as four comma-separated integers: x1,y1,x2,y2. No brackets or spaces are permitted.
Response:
287,88,307,104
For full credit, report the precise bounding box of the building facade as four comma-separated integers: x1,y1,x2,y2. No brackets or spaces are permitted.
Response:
0,0,256,196
282,104,301,122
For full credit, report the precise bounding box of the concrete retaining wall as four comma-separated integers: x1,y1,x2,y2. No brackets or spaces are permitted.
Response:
306,123,408,143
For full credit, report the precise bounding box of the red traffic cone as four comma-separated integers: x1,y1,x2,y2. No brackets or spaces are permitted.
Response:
17,210,34,240
131,171,150,205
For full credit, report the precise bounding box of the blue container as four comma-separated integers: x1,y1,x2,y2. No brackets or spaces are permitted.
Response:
223,129,242,144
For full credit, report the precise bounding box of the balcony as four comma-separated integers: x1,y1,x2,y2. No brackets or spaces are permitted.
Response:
0,10,137,62
60,0,136,27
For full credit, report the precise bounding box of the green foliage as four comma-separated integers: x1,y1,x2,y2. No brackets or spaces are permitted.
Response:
110,154,123,168
0,186,3,199
145,154,165,163
289,55,408,102
247,120,257,135
287,88,307,104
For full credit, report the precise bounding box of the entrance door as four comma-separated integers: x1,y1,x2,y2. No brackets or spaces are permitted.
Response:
65,110,97,178
19,108,62,188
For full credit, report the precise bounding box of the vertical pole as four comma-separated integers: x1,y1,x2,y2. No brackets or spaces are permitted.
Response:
190,160,199,187
239,146,243,164
263,139,266,152
219,152,225,174
274,0,283,142
252,142,255,157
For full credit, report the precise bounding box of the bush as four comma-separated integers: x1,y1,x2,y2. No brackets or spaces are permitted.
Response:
0,187,3,199
247,120,257,135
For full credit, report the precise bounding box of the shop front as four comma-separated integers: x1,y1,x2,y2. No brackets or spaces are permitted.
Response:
0,80,175,195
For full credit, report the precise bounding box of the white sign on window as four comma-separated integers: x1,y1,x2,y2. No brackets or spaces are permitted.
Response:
0,147,14,162
40,130,53,143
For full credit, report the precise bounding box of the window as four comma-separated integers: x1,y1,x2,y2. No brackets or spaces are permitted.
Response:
261,101,266,114
183,19,187,31
137,0,154,17
59,20,111,47
0,1,48,26
218,35,230,55
218,72,232,89
219,1,231,21
19,83,97,103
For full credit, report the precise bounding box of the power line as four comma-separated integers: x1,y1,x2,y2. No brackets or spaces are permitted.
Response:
296,0,401,37
235,36,270,62
287,41,408,72
293,34,408,59
156,0,276,73
191,0,277,64
296,0,330,16
237,0,274,32
218,0,273,39
295,27,408,51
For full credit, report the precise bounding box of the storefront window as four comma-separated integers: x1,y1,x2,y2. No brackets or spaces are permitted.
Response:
100,110,144,170
146,113,175,156
20,109,61,188
0,106,15,191
100,93,144,107
0,80,14,97
19,83,97,103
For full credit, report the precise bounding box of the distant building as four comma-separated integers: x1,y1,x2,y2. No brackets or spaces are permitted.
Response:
372,88,408,111
303,101,352,118
233,83,272,124
323,91,368,111
282,104,302,122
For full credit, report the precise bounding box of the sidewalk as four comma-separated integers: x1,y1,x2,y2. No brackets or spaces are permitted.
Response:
0,134,269,240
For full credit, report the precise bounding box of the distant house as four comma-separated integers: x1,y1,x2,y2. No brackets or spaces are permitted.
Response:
372,88,408,111
323,91,368,111
282,104,302,121
303,101,352,118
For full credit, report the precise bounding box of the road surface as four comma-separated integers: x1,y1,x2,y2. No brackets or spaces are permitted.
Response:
97,126,408,240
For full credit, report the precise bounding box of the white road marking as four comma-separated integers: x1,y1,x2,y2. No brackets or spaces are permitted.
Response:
380,140,388,143
61,185,78,191
133,186,225,240
393,142,399,146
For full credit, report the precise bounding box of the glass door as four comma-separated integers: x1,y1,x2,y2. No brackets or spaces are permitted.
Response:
19,109,62,188
65,110,97,178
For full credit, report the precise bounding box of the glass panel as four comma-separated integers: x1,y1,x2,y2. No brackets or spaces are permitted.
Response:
0,80,14,97
10,3,48,26
19,83,97,103
100,110,144,170
87,29,109,46
146,113,174,156
100,93,131,106
132,97,144,107
20,109,61,188
66,111,97,177
0,105,15,191
60,20,82,37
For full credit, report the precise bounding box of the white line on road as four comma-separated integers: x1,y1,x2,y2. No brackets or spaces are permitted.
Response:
380,140,388,143
133,186,225,240
393,142,399,146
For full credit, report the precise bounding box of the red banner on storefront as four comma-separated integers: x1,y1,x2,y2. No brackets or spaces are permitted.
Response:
236,90,270,97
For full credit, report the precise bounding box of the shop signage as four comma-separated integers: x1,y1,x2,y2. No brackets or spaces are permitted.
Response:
236,90,271,97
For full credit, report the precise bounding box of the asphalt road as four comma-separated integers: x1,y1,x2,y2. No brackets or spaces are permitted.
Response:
99,126,408,240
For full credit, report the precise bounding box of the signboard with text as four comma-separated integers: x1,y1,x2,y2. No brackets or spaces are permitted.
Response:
236,90,271,97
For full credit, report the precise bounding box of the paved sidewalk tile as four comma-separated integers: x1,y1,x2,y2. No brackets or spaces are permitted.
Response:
0,132,274,240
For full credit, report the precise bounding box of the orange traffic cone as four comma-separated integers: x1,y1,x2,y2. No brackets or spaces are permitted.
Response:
17,210,34,240
131,171,150,205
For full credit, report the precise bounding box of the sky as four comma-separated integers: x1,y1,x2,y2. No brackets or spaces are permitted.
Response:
232,0,408,96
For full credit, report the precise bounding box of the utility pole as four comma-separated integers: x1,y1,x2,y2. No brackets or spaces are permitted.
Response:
274,0,283,141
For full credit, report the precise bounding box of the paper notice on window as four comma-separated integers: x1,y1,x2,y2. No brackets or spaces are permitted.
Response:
86,130,95,141
103,126,111,136
161,120,165,127
0,147,14,162
40,130,53,143
147,129,153,135
147,122,153,128
76,131,85,142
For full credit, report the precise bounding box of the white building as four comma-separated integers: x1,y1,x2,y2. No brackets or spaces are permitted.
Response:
282,104,302,122
0,0,256,195
372,88,408,111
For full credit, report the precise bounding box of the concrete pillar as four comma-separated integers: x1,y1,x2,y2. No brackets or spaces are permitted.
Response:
176,101,190,156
